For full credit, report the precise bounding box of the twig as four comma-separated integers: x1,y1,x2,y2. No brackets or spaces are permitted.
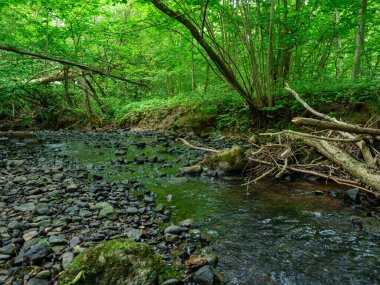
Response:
242,167,276,185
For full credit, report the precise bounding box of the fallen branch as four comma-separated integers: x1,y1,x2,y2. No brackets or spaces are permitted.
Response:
0,44,147,87
292,117,380,137
260,130,363,142
176,138,220,153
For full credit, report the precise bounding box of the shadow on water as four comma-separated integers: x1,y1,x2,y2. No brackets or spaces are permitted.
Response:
45,132,380,285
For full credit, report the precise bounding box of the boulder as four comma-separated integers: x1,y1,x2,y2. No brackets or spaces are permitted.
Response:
202,146,247,176
57,239,163,285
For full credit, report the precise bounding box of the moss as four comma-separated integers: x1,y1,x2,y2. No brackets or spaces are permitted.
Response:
58,239,164,285
203,145,247,175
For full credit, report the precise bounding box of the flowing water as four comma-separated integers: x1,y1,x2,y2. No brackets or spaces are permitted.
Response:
42,131,380,285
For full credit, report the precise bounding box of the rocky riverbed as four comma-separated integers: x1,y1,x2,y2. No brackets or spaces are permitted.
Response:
0,130,231,285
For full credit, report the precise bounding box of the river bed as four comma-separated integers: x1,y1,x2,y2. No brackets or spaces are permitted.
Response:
42,131,379,285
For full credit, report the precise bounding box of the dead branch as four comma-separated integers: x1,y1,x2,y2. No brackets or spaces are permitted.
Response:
260,130,363,142
292,117,380,137
176,138,220,153
0,44,147,87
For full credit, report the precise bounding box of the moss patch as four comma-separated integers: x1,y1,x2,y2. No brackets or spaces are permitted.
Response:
58,239,164,285
203,146,247,175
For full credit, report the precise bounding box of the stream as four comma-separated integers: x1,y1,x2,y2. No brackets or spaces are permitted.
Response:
6,130,380,285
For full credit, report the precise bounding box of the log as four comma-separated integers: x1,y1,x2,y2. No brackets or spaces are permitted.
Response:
302,137,380,194
292,117,380,136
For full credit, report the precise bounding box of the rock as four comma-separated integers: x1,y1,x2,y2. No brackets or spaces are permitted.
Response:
178,219,194,228
362,217,380,235
27,278,49,285
24,240,52,263
7,159,25,166
62,251,74,269
205,254,218,266
14,202,36,212
0,254,11,261
345,188,359,203
313,190,324,196
126,207,139,214
124,228,142,241
0,243,16,255
192,265,215,285
153,203,164,212
57,239,163,285
165,233,180,242
67,184,78,191
186,257,208,269
162,279,183,285
98,206,117,220
94,202,112,209
180,165,203,176
202,146,247,176
79,209,93,217
23,231,39,241
115,149,126,156
49,235,66,245
69,237,81,248
35,203,50,215
164,225,186,235
35,270,51,279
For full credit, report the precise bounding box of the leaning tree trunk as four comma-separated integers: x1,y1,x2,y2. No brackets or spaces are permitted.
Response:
303,137,380,194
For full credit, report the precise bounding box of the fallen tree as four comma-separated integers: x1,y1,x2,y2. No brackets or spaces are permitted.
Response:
247,84,380,198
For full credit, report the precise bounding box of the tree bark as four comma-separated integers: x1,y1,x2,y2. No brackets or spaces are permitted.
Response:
266,0,275,106
351,0,367,80
303,137,380,194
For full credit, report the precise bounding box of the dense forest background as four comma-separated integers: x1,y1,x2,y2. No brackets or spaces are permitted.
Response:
0,0,379,131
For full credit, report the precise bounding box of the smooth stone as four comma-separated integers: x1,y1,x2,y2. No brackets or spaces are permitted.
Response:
23,231,39,241
62,251,74,269
8,220,22,230
69,237,81,248
35,270,51,279
67,184,78,191
14,202,36,212
0,254,11,261
178,219,194,228
124,228,142,241
0,243,16,255
126,207,139,214
24,241,52,263
346,188,359,203
162,279,182,285
93,202,112,209
192,265,215,285
79,210,92,217
35,203,50,215
165,233,180,242
164,225,186,235
27,278,49,285
49,235,67,245
98,206,117,220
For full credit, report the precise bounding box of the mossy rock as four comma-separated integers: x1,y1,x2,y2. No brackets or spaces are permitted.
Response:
57,239,163,285
203,146,247,176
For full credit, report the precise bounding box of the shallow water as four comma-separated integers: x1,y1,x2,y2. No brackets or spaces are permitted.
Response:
43,131,380,285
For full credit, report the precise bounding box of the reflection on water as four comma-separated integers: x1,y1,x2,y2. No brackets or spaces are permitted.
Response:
44,132,380,285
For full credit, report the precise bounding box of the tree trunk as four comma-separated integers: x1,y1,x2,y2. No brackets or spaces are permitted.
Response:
351,0,367,80
303,137,380,194
266,0,275,106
